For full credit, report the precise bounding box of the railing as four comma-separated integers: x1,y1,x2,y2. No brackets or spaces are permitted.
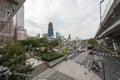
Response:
101,0,114,22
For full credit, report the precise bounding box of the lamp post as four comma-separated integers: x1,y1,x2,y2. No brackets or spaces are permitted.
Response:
99,1,105,80
100,0,104,26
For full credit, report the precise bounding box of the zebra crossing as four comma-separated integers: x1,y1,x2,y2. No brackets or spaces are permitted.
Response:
98,53,120,57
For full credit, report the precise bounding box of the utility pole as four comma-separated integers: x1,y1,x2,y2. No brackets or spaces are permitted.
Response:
100,0,104,25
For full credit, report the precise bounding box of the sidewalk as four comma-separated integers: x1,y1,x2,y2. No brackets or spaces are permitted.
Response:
33,60,101,80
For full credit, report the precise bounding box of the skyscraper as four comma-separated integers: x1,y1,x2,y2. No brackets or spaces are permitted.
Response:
42,33,48,38
0,5,27,41
14,6,27,40
16,5,24,28
68,34,71,39
56,32,61,39
48,22,54,38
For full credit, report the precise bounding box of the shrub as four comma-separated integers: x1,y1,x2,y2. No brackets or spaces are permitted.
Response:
41,53,64,62
35,52,44,57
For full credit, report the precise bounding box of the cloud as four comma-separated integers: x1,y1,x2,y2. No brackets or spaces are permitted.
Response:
24,0,101,39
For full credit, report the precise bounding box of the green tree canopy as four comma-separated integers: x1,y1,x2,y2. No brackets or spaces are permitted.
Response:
49,40,59,50
38,38,49,47
87,38,97,47
0,42,33,80
24,38,40,47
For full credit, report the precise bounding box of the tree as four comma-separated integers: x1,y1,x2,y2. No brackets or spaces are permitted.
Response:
87,38,97,47
0,42,33,80
38,38,49,47
25,38,40,47
49,40,59,51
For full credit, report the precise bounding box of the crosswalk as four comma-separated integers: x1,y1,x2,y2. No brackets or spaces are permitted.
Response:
98,53,120,57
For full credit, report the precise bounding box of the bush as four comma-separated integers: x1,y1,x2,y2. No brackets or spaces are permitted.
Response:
35,52,44,57
41,53,64,62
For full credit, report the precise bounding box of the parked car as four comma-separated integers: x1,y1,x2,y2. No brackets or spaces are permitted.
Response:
89,50,93,54
87,45,93,50
94,55,99,60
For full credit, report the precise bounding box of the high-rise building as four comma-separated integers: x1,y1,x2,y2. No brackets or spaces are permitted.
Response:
36,33,40,39
16,5,24,28
42,33,48,38
14,6,27,40
56,32,61,39
0,20,14,41
0,5,27,41
68,34,71,39
15,27,27,40
48,22,54,38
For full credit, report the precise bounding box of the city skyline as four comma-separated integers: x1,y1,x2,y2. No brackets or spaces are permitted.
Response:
24,0,109,39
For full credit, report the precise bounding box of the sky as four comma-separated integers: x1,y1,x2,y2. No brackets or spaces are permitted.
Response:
24,0,108,39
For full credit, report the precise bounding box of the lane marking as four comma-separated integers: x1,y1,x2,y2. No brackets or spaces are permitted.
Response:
111,69,114,72
110,56,120,65
87,60,90,68
116,72,120,75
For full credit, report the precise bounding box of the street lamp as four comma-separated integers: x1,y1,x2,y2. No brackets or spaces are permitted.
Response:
100,0,104,26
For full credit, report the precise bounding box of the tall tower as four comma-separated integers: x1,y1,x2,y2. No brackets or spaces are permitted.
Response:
14,5,27,40
68,34,71,39
48,22,54,38
56,32,61,39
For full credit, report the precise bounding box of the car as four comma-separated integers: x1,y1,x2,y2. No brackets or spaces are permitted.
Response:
89,50,93,54
87,45,93,51
94,55,99,60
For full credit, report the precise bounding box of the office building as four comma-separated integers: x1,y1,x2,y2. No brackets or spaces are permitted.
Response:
42,33,48,38
48,22,54,38
14,6,27,40
56,32,61,39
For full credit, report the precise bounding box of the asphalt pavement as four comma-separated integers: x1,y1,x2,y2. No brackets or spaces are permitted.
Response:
67,49,81,60
98,52,120,80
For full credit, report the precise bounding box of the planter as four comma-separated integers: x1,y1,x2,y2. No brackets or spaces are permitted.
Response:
43,55,67,67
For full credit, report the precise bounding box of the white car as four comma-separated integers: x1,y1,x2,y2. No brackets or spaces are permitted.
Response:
94,55,99,60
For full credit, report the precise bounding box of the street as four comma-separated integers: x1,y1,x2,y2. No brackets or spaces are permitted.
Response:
98,52,120,80
67,49,81,60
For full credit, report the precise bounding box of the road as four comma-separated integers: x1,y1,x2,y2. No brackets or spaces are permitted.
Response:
67,49,81,59
68,47,120,80
98,52,120,80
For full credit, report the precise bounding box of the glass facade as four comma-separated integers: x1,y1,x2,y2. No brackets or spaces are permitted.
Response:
48,22,54,38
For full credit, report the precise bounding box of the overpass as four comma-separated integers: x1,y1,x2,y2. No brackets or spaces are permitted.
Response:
0,0,25,32
95,0,120,53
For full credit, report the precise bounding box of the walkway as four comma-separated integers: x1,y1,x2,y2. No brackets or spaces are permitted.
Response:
33,59,101,80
